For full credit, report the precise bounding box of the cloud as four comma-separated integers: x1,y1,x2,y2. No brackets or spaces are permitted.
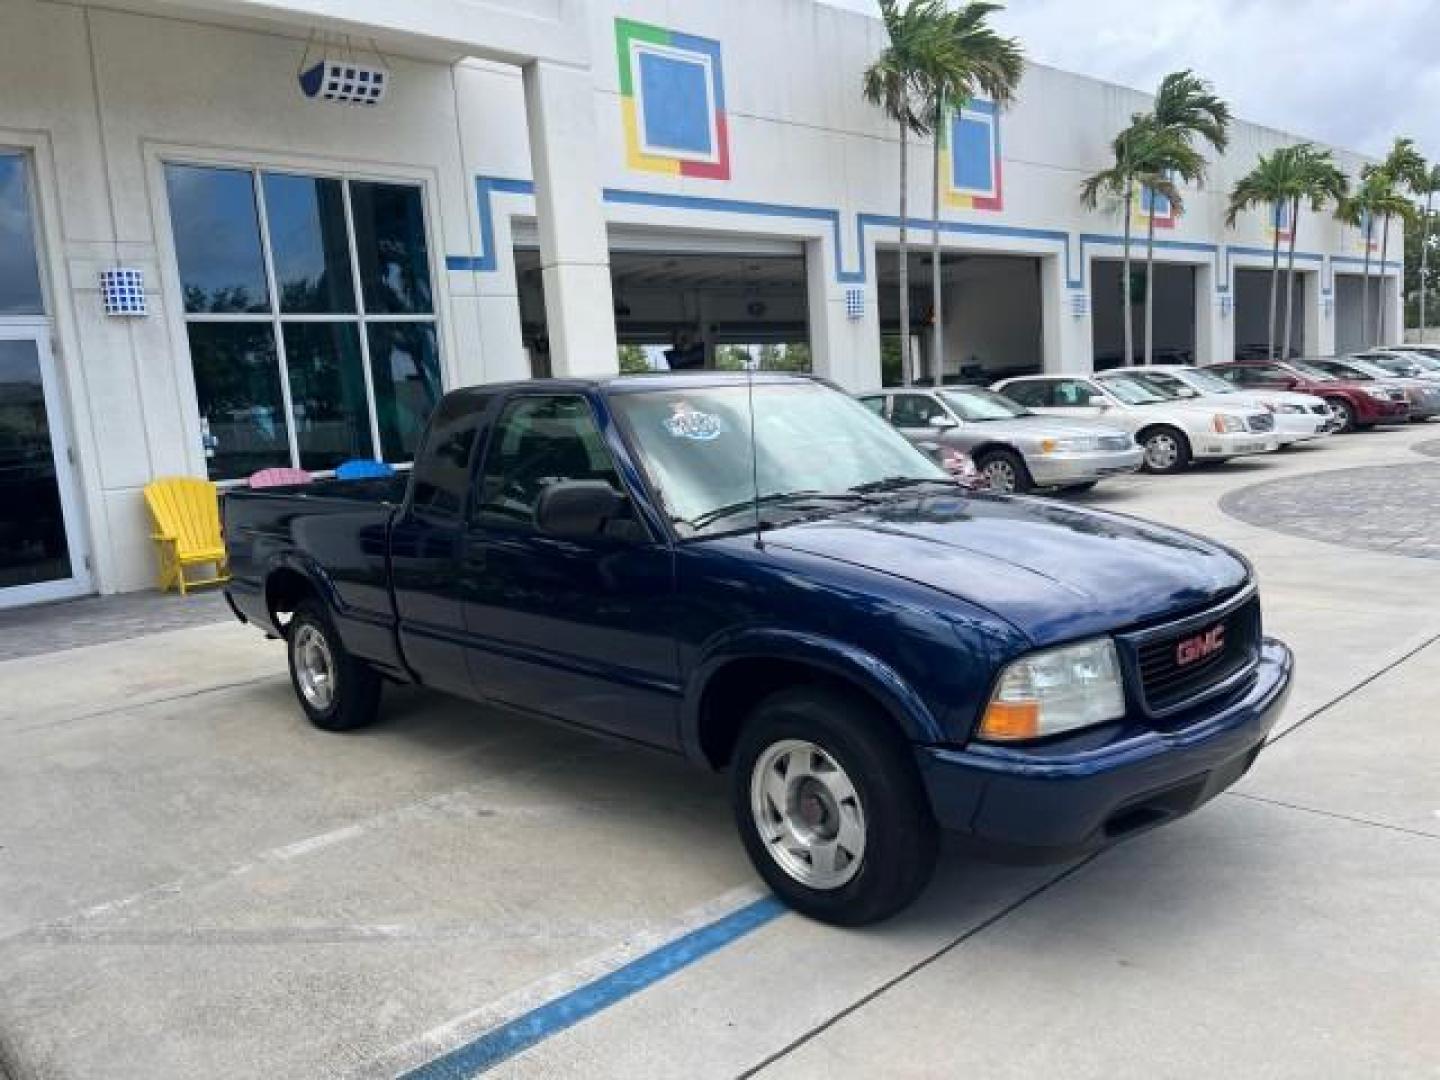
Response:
821,0,1440,159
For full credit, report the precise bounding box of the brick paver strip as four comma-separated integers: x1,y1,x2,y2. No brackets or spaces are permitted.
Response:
1220,461,1440,560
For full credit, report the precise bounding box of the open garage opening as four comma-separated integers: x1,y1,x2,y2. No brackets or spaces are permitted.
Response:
1090,259,1195,368
1234,267,1307,360
875,249,1043,386
515,228,811,376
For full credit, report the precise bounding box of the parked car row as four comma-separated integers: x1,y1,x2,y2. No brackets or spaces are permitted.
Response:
863,353,1428,494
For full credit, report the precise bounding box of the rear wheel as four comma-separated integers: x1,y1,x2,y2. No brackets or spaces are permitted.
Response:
1139,426,1191,474
286,601,382,731
1326,397,1356,433
975,448,1033,494
731,687,938,926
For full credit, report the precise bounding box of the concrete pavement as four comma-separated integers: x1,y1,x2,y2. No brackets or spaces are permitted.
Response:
1,424,1437,1079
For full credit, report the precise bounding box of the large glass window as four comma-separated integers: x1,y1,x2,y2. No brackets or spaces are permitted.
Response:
165,164,442,481
0,154,45,316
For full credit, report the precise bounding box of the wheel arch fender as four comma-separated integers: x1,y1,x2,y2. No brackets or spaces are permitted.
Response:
681,628,945,770
262,551,342,634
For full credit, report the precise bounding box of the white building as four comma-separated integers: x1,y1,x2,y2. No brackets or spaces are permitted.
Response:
0,0,1400,606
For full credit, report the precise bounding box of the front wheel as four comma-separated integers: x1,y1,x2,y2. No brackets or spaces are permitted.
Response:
1140,427,1192,474
975,448,1033,494
1326,398,1356,434
286,601,382,731
731,687,938,926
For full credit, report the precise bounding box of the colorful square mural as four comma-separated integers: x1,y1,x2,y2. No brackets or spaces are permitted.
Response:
1264,200,1293,243
941,99,1002,210
1352,209,1379,255
616,19,730,180
1131,181,1176,230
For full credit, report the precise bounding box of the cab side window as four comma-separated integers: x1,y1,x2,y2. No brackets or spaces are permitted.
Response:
891,394,948,427
410,392,488,520
473,395,627,533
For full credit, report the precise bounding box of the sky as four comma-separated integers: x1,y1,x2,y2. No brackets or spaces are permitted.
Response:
820,0,1440,159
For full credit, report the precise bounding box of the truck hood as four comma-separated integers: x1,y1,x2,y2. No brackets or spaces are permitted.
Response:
767,494,1248,645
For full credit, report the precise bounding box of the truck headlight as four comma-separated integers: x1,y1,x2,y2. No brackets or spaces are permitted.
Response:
1211,414,1246,433
979,637,1126,741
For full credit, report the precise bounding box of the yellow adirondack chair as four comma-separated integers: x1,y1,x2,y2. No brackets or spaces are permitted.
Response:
144,477,230,595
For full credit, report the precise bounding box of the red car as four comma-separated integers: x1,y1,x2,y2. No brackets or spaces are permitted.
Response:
1206,359,1410,433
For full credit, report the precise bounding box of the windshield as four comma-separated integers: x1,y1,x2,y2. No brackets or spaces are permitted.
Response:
1178,368,1237,394
1097,374,1168,405
1107,370,1197,400
1367,354,1424,376
1345,358,1398,380
610,381,948,536
939,386,1029,420
1287,360,1338,381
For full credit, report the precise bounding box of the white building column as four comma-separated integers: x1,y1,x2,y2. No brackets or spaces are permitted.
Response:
1194,262,1224,364
1308,268,1332,356
1042,252,1090,373
806,237,877,389
522,60,618,378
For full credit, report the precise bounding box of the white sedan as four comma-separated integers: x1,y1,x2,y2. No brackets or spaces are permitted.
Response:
994,373,1278,474
1105,365,1335,447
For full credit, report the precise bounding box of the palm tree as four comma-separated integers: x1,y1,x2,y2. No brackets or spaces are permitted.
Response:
1227,147,1306,360
864,0,951,386
1279,145,1347,360
921,3,1022,384
1081,122,1199,367
1369,138,1426,344
1137,71,1231,365
1415,163,1440,336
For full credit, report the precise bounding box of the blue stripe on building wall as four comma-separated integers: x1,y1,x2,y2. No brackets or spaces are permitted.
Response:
446,175,1400,298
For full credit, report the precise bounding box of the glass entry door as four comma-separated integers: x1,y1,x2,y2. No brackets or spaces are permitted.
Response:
0,326,90,606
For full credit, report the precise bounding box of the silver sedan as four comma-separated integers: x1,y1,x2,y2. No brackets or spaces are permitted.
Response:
857,385,1143,493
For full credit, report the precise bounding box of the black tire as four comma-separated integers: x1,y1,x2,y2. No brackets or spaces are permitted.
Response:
1139,426,1192,474
1326,397,1356,434
731,686,938,926
285,600,382,731
975,448,1033,494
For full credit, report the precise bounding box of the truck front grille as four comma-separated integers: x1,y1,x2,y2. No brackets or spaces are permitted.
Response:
1121,591,1262,719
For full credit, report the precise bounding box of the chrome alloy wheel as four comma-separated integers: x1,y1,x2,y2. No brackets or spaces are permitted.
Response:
750,739,866,889
1144,432,1181,471
982,458,1018,492
292,623,336,711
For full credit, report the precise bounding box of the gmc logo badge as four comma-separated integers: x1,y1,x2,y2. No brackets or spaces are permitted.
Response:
1176,624,1225,667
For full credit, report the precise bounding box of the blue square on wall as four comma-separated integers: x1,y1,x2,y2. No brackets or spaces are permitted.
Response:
637,50,714,156
952,114,994,193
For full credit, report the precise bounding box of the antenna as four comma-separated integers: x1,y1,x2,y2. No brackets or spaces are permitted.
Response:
746,356,763,548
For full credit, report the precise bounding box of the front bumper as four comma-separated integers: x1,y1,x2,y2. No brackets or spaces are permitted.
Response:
916,638,1293,861
1027,446,1145,486
1272,412,1330,443
1191,429,1280,459
1354,396,1410,424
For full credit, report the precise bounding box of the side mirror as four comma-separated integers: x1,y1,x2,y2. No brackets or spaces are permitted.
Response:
534,480,626,538
931,414,959,429
1175,387,1199,399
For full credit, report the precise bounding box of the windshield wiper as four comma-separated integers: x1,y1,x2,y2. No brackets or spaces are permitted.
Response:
685,490,863,530
847,476,955,495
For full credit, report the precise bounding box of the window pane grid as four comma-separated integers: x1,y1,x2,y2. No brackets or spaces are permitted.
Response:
251,170,305,471
167,162,442,479
341,178,386,463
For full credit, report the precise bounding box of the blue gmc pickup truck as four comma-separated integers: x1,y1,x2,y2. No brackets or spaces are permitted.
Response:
223,374,1293,925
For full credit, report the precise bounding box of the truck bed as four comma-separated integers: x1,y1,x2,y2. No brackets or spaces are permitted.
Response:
222,476,409,676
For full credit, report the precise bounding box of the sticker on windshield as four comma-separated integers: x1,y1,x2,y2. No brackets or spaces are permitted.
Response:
663,404,725,441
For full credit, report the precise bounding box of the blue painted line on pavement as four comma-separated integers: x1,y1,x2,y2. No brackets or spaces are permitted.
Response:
400,895,787,1079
